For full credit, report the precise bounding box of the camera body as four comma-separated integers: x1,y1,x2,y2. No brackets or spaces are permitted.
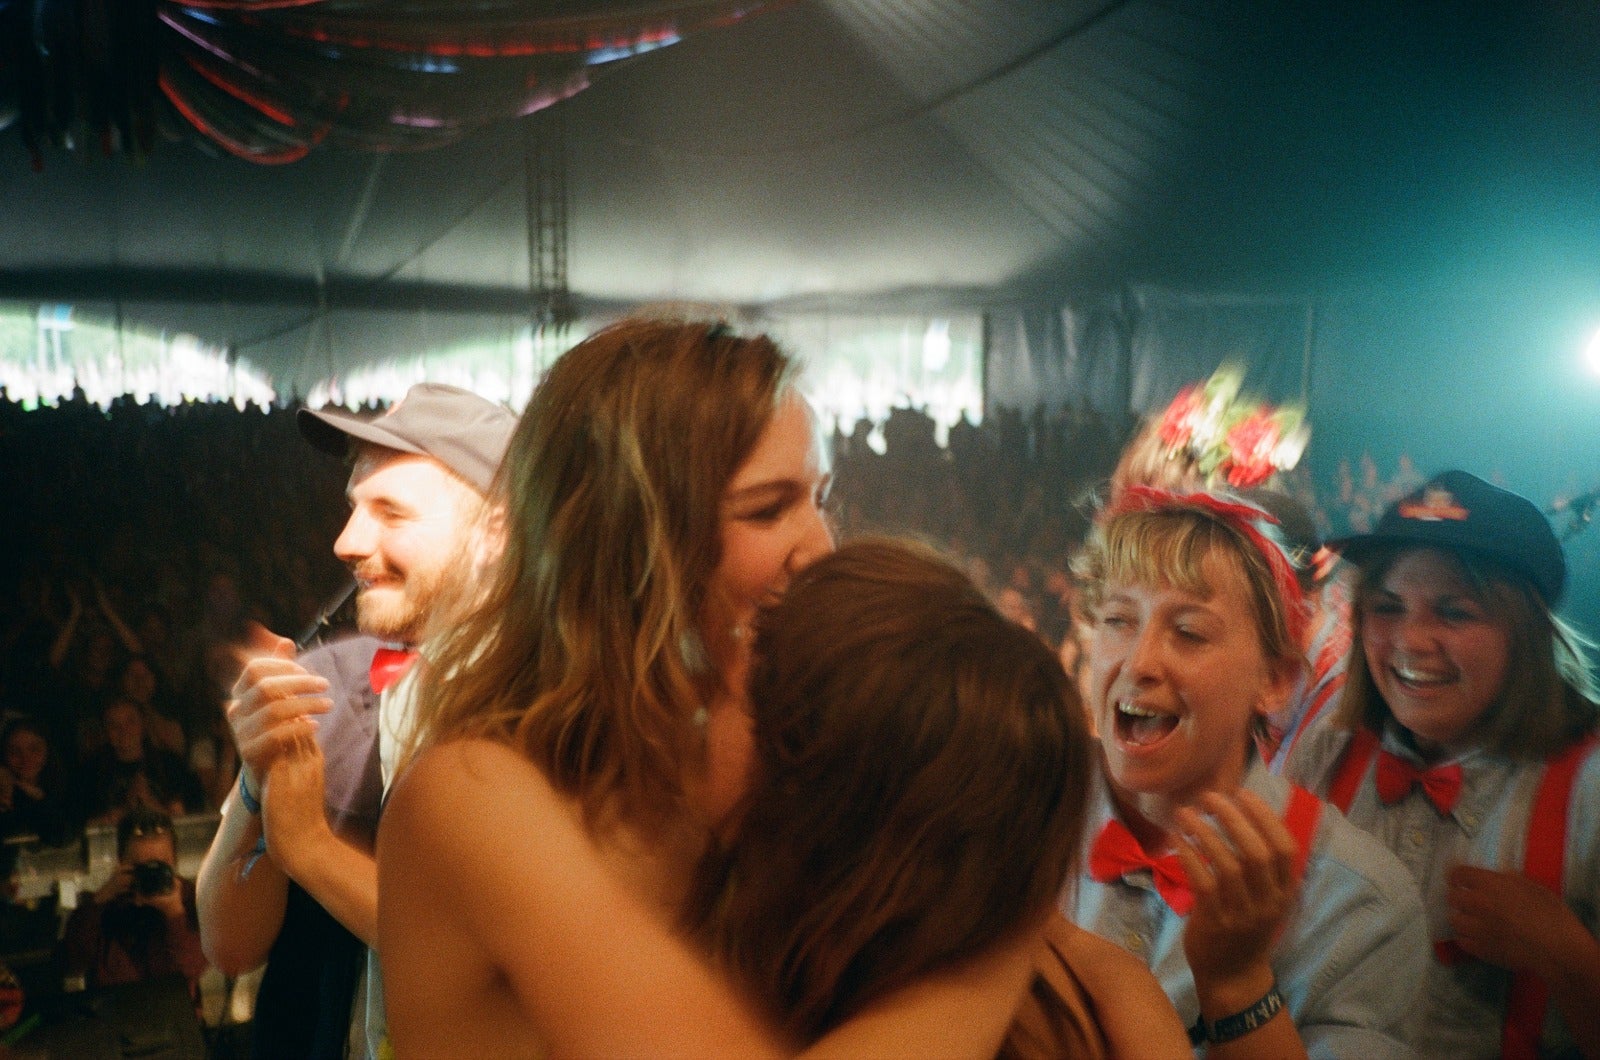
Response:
130,860,176,898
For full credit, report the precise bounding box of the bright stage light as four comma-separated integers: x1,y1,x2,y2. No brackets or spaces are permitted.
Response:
1586,325,1600,377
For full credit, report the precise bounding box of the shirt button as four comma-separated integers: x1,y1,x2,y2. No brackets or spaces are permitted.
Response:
1461,812,1479,829
1408,829,1426,847
1124,931,1145,955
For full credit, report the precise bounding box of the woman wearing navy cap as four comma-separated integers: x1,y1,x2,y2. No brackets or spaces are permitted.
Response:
1287,469,1600,1059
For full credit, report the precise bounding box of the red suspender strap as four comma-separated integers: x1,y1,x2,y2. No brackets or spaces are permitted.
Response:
1267,786,1323,947
1501,733,1598,1060
1326,727,1380,814
1282,785,1321,882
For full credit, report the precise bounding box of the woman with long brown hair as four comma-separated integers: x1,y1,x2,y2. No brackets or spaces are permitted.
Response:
377,318,1051,1056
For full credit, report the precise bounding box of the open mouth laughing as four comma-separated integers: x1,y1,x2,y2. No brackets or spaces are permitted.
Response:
1114,700,1180,747
1388,662,1458,694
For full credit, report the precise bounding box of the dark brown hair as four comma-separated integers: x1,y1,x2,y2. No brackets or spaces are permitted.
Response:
411,316,793,827
1337,544,1599,759
687,538,1091,1040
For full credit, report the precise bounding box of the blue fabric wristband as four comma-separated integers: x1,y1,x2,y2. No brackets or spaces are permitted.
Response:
241,836,269,880
1202,983,1285,1044
238,770,262,814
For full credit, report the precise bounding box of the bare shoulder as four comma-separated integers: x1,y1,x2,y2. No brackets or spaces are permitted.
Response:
380,738,559,1057
387,739,558,830
1044,918,1191,1059
1050,917,1146,975
389,736,603,880
393,736,544,796
382,737,584,898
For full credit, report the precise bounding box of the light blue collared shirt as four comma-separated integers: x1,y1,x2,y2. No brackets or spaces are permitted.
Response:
1288,716,1600,1059
1066,756,1427,1058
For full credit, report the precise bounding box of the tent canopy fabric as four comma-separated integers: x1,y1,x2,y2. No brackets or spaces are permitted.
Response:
6,0,1600,632
4,0,1600,379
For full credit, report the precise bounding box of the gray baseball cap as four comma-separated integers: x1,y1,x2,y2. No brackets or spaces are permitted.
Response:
297,383,516,494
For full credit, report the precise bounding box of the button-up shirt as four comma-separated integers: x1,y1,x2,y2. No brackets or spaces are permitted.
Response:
1067,756,1427,1058
1288,717,1600,1058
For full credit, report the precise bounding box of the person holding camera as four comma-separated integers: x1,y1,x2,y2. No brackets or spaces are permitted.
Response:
60,809,208,997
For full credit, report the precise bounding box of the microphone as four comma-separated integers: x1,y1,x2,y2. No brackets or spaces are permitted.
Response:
295,579,357,651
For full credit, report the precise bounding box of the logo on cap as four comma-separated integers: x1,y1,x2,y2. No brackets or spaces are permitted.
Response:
1398,486,1469,522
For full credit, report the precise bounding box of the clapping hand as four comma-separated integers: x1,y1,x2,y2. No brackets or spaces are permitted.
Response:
1175,790,1301,991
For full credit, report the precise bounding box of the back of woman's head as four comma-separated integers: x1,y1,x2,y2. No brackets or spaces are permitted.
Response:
416,316,792,824
692,538,1090,1040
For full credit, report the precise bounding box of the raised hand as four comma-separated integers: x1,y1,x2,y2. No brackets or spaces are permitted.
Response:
1175,789,1301,992
226,622,332,791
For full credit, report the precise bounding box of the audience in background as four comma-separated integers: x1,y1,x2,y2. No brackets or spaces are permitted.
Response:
77,698,205,826
112,657,187,759
0,718,68,846
0,391,355,838
0,389,1588,839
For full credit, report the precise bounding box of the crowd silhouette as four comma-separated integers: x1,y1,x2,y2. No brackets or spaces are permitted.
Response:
0,387,1561,836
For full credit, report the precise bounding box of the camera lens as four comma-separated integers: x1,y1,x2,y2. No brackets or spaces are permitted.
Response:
131,860,175,897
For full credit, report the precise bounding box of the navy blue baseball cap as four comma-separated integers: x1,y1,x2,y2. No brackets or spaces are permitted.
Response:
1331,470,1565,603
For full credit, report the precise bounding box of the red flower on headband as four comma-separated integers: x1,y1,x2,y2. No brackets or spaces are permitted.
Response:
1157,385,1204,448
1222,411,1280,489
1146,365,1310,491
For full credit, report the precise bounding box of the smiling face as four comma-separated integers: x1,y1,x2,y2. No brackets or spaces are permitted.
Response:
710,392,835,640
1359,548,1511,755
335,447,484,644
693,393,834,832
1090,548,1291,825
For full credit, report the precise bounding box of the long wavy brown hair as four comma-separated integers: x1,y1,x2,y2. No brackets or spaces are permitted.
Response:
686,538,1091,1040
408,316,793,827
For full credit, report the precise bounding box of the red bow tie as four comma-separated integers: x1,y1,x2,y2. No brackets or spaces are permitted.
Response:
1375,750,1463,815
1088,818,1193,915
369,647,419,694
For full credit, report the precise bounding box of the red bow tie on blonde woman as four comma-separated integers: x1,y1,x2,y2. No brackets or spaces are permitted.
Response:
1088,818,1193,915
1375,750,1463,815
369,647,419,694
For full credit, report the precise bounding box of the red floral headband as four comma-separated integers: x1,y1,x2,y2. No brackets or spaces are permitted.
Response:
1154,364,1309,489
1107,486,1309,646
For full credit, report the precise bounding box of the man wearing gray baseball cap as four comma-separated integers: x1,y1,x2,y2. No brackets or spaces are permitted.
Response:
198,383,515,1059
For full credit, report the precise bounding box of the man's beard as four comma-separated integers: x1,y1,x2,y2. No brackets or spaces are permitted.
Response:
354,563,448,644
